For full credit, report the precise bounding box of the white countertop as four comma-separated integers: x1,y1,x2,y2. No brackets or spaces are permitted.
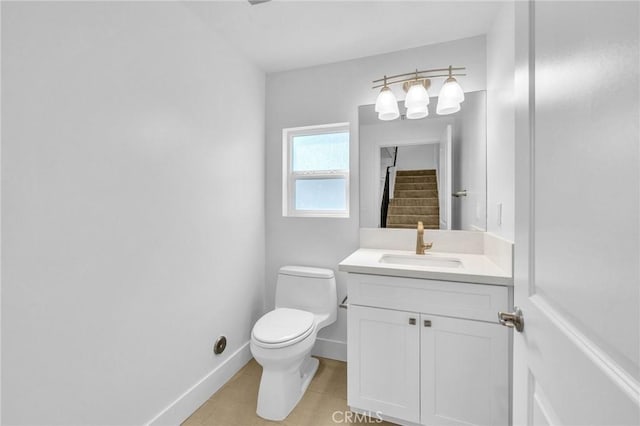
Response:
338,248,513,286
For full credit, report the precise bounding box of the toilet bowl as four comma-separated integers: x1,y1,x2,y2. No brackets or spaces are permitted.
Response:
250,266,337,421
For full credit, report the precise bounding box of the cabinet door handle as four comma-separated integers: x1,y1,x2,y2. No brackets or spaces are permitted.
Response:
423,320,432,327
409,318,416,325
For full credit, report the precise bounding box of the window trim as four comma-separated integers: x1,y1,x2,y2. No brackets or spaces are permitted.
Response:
282,122,350,218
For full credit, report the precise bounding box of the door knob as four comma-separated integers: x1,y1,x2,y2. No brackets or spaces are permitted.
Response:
452,190,467,197
498,307,524,332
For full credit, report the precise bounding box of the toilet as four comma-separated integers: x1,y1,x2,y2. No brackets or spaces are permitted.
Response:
250,265,337,421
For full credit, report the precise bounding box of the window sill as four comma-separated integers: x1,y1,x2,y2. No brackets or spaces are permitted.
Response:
285,212,350,219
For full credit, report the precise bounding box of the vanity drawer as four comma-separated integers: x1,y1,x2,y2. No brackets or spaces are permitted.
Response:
347,273,509,323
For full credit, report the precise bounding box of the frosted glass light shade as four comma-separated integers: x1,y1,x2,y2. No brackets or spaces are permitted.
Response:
436,97,461,115
375,87,400,121
378,110,400,121
404,83,430,109
438,77,465,104
375,87,398,112
406,105,428,120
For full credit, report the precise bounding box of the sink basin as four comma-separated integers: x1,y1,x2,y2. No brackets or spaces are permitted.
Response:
379,254,463,269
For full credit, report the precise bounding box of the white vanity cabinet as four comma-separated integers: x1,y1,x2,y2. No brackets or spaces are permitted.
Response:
347,273,511,426
348,305,421,422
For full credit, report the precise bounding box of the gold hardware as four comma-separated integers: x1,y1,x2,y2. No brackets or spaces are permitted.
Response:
416,221,433,255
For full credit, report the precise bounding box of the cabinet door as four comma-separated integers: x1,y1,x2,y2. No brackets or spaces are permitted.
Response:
421,315,509,426
348,305,420,423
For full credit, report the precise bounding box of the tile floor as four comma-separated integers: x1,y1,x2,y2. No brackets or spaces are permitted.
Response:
182,357,395,426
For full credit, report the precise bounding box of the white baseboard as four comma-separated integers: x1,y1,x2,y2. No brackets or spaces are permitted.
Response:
146,342,252,426
312,338,347,362
146,337,346,426
351,405,420,426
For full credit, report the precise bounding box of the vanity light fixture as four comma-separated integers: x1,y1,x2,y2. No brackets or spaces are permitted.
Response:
372,65,466,120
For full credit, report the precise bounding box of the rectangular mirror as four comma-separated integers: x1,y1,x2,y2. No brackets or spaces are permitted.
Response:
359,90,487,230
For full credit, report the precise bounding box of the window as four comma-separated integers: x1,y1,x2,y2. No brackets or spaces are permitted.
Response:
283,123,350,217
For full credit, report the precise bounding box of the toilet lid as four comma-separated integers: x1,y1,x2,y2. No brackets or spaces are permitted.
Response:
252,308,315,345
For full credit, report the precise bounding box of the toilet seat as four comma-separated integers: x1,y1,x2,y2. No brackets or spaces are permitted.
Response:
252,308,315,349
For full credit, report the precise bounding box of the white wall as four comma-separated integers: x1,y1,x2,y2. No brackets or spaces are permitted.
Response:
395,142,439,171
361,115,448,146
265,36,486,358
1,3,265,425
486,1,515,241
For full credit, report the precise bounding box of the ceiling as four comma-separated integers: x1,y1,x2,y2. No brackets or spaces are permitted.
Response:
184,1,503,73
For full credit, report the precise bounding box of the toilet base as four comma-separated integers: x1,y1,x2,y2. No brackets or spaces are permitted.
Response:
256,356,319,421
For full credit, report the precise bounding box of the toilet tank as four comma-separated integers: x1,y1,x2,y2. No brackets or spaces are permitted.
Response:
275,266,337,327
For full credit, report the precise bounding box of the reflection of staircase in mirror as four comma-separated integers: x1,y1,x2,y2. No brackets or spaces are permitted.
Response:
387,169,440,229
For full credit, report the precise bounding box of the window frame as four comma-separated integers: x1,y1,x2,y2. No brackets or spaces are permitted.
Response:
282,122,350,218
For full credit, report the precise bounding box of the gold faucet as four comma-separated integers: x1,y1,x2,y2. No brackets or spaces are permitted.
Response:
416,221,433,255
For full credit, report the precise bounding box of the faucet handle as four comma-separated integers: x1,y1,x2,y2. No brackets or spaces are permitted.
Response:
416,221,433,254
416,241,433,255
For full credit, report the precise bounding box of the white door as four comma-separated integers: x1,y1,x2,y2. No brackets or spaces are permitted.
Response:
439,125,452,230
457,91,487,231
347,305,420,423
512,2,640,425
421,315,509,426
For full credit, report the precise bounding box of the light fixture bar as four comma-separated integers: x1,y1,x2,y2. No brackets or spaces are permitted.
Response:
372,66,465,84
372,73,466,90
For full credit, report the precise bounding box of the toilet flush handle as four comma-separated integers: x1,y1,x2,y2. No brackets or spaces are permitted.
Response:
339,295,349,309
